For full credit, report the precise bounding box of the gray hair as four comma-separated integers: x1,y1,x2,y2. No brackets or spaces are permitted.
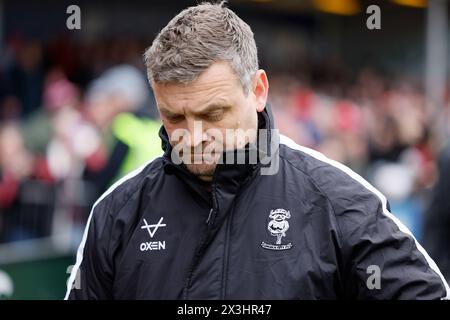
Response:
144,1,259,94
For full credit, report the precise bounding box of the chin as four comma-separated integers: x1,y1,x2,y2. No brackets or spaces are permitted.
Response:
185,163,217,180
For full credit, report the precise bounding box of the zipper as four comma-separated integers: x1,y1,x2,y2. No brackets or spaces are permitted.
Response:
183,169,259,299
183,182,218,299
219,173,258,299
209,183,219,226
220,206,233,299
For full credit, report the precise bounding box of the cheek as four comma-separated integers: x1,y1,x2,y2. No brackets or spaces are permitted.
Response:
221,108,249,130
238,108,258,130
164,124,186,144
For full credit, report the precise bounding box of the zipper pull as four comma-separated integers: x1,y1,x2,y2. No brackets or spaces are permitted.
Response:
206,208,213,225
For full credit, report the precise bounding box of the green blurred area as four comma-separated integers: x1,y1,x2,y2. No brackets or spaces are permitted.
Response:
0,255,73,300
0,238,75,300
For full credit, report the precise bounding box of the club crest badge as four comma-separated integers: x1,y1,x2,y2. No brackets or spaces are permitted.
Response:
261,208,293,250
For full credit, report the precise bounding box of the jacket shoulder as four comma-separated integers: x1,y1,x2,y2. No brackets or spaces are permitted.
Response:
279,135,380,215
91,156,164,222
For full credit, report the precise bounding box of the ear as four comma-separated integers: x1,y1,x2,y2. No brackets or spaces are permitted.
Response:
252,69,269,112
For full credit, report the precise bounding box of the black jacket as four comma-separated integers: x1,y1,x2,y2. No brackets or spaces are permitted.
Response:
66,106,449,300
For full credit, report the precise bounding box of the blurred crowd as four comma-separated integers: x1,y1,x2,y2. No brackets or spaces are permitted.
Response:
0,36,162,245
270,67,450,280
0,35,449,277
271,69,448,239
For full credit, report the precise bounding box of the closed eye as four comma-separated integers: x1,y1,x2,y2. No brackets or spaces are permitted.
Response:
203,111,225,122
164,114,185,124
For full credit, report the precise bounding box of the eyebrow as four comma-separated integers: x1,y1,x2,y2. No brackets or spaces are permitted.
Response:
192,103,231,116
159,103,231,118
159,107,182,118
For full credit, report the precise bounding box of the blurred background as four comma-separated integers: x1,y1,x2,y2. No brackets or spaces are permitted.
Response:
0,0,449,299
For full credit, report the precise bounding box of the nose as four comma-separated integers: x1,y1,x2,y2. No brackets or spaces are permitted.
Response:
185,119,207,149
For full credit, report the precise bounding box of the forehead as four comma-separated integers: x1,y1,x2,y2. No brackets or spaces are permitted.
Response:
152,61,242,112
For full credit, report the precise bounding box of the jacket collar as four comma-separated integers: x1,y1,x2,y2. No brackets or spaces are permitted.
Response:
159,104,276,204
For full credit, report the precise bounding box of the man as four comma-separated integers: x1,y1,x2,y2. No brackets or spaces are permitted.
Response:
66,2,449,299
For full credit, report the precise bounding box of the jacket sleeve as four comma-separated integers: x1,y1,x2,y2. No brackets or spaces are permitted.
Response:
65,202,114,300
336,189,449,300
